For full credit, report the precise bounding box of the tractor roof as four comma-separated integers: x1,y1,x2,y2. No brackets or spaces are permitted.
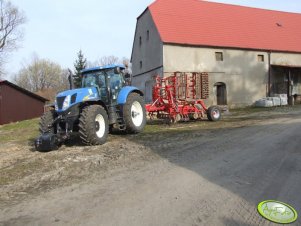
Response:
81,64,125,74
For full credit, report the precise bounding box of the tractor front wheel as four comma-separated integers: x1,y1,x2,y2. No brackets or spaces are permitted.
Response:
79,105,109,145
123,93,146,133
39,110,56,134
207,106,221,121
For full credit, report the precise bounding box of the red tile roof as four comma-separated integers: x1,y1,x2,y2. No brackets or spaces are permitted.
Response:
148,0,301,53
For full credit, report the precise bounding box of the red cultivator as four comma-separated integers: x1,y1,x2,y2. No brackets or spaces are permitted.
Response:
145,72,221,123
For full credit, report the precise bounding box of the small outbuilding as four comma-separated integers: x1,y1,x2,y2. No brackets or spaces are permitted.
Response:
0,80,48,125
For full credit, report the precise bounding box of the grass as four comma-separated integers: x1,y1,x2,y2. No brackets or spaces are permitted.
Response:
0,118,39,144
229,106,278,115
229,105,301,114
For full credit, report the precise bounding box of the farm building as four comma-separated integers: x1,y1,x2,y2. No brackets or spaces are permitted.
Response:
0,80,48,125
131,0,301,107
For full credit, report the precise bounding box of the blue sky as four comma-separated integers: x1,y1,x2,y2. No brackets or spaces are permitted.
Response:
5,0,301,79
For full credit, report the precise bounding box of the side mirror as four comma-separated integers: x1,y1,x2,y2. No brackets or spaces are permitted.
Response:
124,73,131,79
124,72,132,86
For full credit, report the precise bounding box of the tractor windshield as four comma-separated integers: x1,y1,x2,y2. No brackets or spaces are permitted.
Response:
82,71,106,89
82,69,125,89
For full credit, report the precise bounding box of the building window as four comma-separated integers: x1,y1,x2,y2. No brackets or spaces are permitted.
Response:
257,54,264,62
215,52,223,61
139,36,142,46
140,61,142,69
147,30,150,41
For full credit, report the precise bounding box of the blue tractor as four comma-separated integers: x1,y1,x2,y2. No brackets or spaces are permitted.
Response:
35,64,146,151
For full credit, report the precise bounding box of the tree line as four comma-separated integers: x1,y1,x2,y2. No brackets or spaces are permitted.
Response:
13,51,130,101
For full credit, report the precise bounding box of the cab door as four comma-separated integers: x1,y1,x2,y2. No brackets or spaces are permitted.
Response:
108,72,125,104
97,74,109,104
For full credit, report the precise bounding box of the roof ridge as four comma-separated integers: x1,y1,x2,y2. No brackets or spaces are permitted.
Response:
194,0,301,15
0,80,49,101
149,0,301,16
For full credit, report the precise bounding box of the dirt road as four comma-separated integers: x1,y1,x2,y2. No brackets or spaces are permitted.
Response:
1,107,301,226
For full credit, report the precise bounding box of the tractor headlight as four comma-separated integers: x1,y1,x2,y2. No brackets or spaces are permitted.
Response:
62,95,71,111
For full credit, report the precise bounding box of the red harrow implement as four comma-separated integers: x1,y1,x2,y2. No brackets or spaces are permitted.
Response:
145,72,221,123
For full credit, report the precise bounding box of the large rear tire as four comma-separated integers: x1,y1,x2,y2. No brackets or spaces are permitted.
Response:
79,105,109,145
123,93,146,133
207,106,221,121
39,110,56,134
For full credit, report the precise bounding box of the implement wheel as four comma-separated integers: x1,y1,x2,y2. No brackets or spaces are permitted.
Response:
207,106,221,121
79,105,109,145
123,93,146,133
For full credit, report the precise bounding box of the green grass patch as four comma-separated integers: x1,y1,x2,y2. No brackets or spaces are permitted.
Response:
229,106,276,115
229,105,301,116
0,118,39,144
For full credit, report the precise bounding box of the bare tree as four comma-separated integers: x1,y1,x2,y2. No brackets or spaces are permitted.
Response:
98,55,119,66
0,0,25,52
14,55,69,101
121,57,131,70
88,56,131,68
0,0,26,77
88,55,120,68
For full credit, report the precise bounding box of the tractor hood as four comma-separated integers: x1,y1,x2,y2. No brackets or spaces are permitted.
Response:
55,87,99,112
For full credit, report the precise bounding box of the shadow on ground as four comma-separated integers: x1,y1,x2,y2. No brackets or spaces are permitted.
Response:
124,111,301,225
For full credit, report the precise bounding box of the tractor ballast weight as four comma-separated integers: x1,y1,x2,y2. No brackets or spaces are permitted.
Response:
145,72,221,123
35,64,146,152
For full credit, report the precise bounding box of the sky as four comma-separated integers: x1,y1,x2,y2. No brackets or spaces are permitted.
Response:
5,0,301,79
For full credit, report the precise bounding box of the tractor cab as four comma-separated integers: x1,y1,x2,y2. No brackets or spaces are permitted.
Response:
81,65,126,104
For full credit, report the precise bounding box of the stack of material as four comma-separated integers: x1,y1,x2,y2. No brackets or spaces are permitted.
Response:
267,97,281,106
254,98,274,107
254,94,288,107
272,94,288,106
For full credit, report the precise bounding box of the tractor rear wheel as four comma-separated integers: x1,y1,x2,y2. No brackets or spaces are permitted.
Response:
79,105,109,145
207,106,221,121
39,110,56,134
123,93,146,133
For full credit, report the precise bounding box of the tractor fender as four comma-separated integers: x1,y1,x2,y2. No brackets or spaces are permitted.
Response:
117,86,144,105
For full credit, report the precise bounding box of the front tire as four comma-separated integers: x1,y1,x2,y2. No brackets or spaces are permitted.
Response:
39,110,56,134
79,105,109,145
207,106,221,121
123,93,146,133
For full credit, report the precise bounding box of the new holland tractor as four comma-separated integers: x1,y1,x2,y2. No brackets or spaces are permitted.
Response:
35,64,146,151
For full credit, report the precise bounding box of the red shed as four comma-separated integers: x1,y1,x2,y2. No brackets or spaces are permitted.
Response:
0,80,48,125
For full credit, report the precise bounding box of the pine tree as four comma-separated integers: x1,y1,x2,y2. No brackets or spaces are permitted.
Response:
73,50,87,88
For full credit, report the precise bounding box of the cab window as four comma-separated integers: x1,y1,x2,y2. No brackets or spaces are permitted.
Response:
107,70,124,90
107,69,125,102
82,72,106,89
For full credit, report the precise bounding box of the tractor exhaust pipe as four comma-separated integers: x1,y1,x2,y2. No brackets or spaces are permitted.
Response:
68,69,74,90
